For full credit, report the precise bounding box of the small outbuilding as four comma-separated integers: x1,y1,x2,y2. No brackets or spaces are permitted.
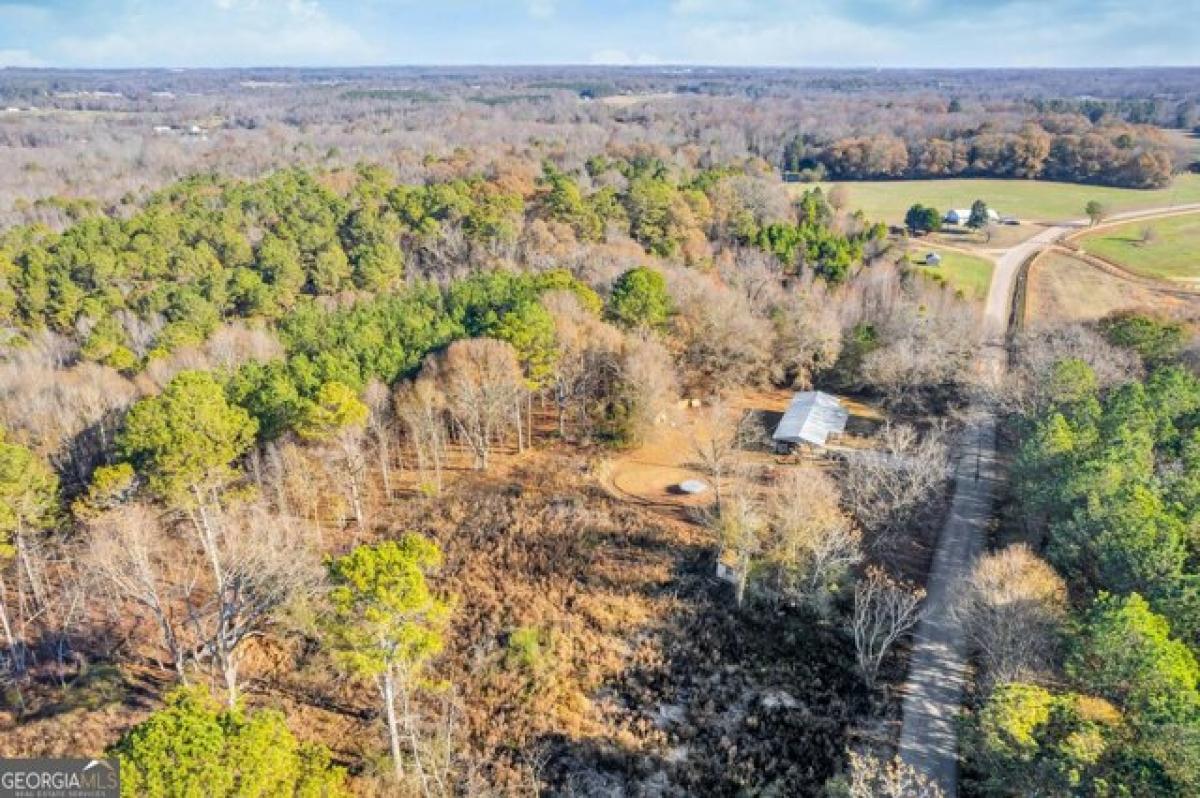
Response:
772,391,849,452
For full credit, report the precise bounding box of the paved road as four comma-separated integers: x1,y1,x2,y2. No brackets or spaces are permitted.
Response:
896,204,1200,796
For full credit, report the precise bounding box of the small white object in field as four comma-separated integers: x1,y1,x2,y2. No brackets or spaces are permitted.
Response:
678,479,708,494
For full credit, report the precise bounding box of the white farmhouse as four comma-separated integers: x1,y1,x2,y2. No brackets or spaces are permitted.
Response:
945,207,1000,225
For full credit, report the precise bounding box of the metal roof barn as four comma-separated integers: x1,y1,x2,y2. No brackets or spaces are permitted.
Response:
772,391,849,447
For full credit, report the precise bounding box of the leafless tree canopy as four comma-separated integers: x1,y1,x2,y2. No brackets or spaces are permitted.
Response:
764,469,862,613
1004,323,1142,416
422,338,525,471
2,67,1194,222
842,423,952,550
851,567,926,688
835,751,946,798
954,544,1068,691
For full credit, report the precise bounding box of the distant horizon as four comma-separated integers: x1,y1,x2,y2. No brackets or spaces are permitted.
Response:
2,1,1196,71
3,64,1198,73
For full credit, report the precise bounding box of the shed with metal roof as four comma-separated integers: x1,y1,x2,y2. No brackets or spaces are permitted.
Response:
772,391,849,449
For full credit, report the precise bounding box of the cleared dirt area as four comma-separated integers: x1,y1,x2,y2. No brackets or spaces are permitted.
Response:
598,388,883,512
926,222,1046,250
1025,250,1200,325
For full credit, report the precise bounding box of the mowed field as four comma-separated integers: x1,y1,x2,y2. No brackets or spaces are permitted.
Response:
911,247,994,299
1025,250,1200,325
795,173,1200,224
1078,212,1200,282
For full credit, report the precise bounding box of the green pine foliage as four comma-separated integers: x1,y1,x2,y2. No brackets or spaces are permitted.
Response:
0,428,59,557
743,188,884,282
0,161,877,378
110,687,349,798
118,371,257,504
607,267,672,330
973,335,1200,796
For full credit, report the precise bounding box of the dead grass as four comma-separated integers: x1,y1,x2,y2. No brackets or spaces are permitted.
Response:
597,388,883,513
597,93,678,108
5,407,881,794
925,222,1047,250
1025,250,1200,326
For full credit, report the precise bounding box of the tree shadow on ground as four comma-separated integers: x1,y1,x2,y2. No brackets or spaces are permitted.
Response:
538,540,871,797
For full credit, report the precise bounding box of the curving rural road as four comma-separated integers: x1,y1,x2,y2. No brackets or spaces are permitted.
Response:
897,204,1200,797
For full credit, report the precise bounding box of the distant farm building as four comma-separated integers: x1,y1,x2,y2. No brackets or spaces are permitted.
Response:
945,207,1000,225
772,391,849,452
924,252,942,266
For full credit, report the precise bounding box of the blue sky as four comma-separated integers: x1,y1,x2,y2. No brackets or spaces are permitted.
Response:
0,0,1195,69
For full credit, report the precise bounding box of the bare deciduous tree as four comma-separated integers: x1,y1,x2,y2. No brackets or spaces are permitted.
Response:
707,490,766,608
364,379,397,498
198,503,323,705
0,359,137,489
542,290,624,440
93,499,322,704
770,288,843,389
851,567,925,688
423,338,525,471
848,266,979,410
842,424,951,550
88,504,195,679
1003,324,1140,416
691,401,747,513
765,468,862,612
396,377,447,493
835,751,945,798
615,333,678,443
672,276,772,396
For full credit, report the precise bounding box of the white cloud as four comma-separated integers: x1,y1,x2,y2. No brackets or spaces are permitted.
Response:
527,0,556,19
589,49,662,66
0,48,43,67
677,14,905,66
50,0,380,67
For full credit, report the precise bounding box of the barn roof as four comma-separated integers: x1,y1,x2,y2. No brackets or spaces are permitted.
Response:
772,391,849,447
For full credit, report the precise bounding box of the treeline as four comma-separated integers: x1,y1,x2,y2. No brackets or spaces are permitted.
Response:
0,161,883,372
961,315,1200,796
786,119,1178,188
4,68,1198,221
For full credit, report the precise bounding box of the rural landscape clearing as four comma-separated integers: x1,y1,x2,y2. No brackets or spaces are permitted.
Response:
2,2,1200,797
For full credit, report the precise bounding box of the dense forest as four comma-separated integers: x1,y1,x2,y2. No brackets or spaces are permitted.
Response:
793,119,1177,187
959,316,1200,795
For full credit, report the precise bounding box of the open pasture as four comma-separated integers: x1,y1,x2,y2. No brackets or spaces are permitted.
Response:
1078,212,1200,282
797,174,1200,225
908,246,995,300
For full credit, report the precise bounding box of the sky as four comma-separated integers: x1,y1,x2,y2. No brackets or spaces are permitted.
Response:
0,0,1196,70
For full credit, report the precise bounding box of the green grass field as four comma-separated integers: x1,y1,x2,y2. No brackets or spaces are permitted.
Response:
1078,212,1200,282
910,246,995,299
796,173,1200,225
